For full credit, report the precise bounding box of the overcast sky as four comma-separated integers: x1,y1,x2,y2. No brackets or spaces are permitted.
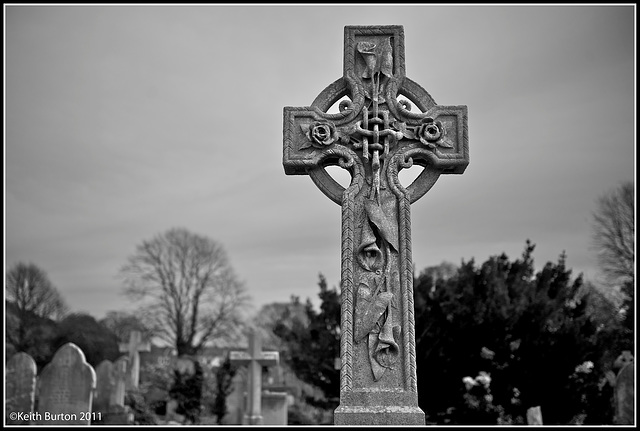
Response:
5,4,635,321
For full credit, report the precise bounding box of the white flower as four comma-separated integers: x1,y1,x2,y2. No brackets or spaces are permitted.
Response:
575,361,594,374
480,347,495,360
463,376,477,391
475,371,491,388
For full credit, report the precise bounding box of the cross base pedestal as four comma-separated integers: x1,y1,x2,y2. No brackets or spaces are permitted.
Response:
334,405,425,425
242,414,263,425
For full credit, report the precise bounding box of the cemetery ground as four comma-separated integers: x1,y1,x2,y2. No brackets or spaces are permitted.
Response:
6,332,299,426
5,263,635,426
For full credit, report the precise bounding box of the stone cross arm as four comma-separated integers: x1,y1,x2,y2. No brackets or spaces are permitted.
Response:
118,342,151,354
229,350,279,367
119,331,151,354
283,104,468,171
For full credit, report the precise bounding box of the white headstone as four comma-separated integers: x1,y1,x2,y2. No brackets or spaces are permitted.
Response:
526,406,543,425
6,352,37,425
614,362,634,425
35,343,96,425
94,360,115,416
112,356,129,407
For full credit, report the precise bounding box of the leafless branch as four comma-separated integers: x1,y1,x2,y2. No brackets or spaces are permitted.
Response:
591,181,635,286
118,227,251,355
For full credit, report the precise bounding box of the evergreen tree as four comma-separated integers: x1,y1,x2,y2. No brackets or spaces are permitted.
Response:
272,274,340,409
414,241,610,425
53,313,120,367
211,354,237,424
169,357,203,424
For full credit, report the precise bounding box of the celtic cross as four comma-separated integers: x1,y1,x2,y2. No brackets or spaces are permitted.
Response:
283,25,469,425
230,328,280,425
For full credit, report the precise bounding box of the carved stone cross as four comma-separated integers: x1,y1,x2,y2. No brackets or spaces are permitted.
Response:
118,330,150,390
283,25,469,425
230,328,280,425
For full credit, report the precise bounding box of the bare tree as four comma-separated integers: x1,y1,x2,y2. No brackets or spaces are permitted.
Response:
6,262,69,351
591,181,635,286
119,228,251,356
99,311,154,343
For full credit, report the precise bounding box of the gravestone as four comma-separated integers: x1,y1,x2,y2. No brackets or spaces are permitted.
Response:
93,357,134,425
93,360,115,417
230,328,280,425
6,352,37,425
261,390,289,425
614,362,634,425
118,330,150,389
614,350,633,370
526,406,543,425
283,25,469,425
35,342,97,425
111,355,129,407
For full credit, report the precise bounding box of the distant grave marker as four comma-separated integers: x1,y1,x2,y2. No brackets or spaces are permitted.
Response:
93,360,115,417
119,330,150,389
614,362,634,425
230,328,279,425
6,352,37,425
526,406,543,425
112,355,129,407
35,343,96,425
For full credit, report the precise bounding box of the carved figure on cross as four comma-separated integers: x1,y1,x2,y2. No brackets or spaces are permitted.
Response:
229,328,279,425
283,25,469,425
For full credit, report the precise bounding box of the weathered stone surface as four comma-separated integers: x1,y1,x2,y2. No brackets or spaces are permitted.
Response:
614,362,634,425
334,405,426,425
100,404,134,425
92,357,133,425
230,328,280,425
111,356,129,407
283,25,469,425
526,406,543,425
118,330,150,389
614,350,634,370
35,342,96,425
261,391,288,425
6,352,37,425
93,360,115,417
